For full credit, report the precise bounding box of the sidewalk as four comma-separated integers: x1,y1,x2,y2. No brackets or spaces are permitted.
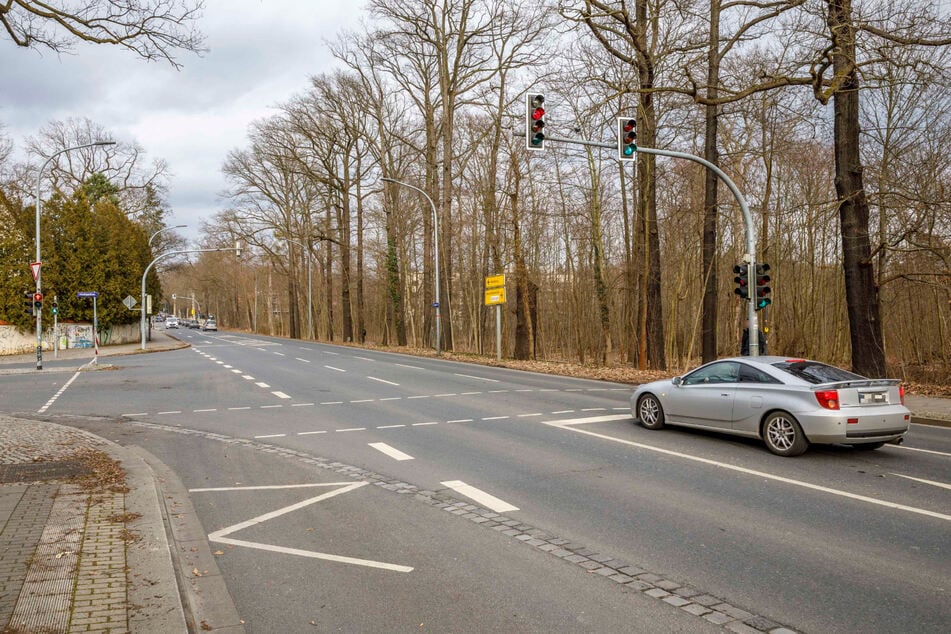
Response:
0,331,243,633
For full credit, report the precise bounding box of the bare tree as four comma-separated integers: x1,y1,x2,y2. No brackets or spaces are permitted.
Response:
1,0,205,68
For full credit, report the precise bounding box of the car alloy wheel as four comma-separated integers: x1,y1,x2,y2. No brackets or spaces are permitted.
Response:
637,394,665,430
763,411,808,457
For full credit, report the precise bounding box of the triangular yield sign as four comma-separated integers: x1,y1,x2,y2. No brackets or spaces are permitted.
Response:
30,262,41,281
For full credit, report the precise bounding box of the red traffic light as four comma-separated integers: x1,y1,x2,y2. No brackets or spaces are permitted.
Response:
33,292,43,302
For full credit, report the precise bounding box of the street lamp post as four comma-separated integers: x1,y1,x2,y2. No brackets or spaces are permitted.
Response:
381,177,441,355
285,238,314,340
141,243,241,349
34,140,116,369
148,224,187,247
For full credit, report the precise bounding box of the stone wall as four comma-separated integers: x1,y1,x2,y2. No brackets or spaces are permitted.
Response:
0,323,139,356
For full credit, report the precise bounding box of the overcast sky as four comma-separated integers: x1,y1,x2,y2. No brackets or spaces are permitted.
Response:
0,0,368,240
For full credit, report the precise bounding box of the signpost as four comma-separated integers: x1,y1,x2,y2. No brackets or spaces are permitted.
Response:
77,291,99,364
485,274,506,360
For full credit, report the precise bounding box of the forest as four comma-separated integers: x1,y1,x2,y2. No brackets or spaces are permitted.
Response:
3,1,949,382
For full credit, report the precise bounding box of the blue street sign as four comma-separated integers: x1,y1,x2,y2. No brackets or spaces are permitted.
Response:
77,291,98,298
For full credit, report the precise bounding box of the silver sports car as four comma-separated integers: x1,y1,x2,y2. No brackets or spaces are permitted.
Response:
630,356,910,456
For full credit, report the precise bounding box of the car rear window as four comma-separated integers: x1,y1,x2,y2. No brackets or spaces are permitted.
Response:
771,360,864,384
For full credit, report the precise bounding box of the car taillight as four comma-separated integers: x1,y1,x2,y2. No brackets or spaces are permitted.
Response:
899,384,905,405
815,389,839,410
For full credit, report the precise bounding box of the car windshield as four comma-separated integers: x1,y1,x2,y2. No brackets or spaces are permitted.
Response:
771,360,864,384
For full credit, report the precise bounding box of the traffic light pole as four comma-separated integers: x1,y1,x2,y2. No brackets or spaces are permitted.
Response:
519,131,761,355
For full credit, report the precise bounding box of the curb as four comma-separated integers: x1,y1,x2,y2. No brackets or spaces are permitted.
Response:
136,449,245,633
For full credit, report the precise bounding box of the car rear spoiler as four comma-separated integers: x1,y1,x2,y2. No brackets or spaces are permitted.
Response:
812,378,901,390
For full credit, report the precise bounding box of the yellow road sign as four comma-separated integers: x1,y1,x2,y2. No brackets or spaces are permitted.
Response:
485,274,505,289
485,288,506,306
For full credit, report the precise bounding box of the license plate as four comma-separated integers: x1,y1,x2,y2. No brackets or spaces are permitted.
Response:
859,391,887,404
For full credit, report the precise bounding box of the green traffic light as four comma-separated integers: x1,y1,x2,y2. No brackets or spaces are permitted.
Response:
623,144,636,156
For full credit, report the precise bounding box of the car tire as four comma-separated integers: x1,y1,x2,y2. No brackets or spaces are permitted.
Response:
762,411,809,457
637,394,666,430
852,442,886,451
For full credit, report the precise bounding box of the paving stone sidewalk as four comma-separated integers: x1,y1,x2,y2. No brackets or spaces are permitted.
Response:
0,418,185,634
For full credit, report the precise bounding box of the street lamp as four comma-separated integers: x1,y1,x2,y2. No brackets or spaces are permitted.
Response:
285,238,314,340
149,224,187,247
141,243,242,349
381,177,441,355
34,139,116,370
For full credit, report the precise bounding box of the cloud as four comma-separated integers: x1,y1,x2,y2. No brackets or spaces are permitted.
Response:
0,0,367,240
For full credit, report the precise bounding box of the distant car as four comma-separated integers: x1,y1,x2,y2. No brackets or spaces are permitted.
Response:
201,319,217,331
165,318,179,329
630,356,910,457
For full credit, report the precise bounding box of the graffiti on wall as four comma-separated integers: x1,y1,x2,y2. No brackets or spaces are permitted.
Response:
66,324,94,349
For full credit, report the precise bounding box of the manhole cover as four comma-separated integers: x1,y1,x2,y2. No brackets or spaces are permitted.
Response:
0,461,91,483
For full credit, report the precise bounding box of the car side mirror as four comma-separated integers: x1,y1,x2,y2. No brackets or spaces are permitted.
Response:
671,376,682,386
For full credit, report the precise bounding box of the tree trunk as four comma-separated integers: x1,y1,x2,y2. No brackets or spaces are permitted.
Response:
701,0,721,363
828,0,885,376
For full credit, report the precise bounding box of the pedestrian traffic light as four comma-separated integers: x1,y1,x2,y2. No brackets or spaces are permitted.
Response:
618,117,637,160
733,264,749,300
526,93,546,151
52,301,58,315
24,291,34,316
33,292,42,311
755,263,771,310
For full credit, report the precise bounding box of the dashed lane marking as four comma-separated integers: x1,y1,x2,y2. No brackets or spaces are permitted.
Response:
441,480,518,513
38,370,82,414
272,391,291,399
368,376,399,386
325,365,345,372
454,373,499,382
369,442,414,461
255,382,270,388
296,358,311,363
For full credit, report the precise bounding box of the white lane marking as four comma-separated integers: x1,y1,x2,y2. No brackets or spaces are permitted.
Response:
516,389,532,393
613,407,630,411
321,401,343,405
292,403,315,407
355,356,374,361
546,415,951,523
460,392,482,396
447,419,472,424
261,405,283,409
351,399,374,403
582,408,607,412
395,363,423,370
298,430,327,436
124,413,148,417
408,395,429,400
368,376,400,386
369,442,414,461
255,382,271,388
337,427,366,432
325,365,345,372
194,409,217,413
891,473,951,490
273,352,286,356
231,369,242,374
38,371,82,413
255,433,286,438
158,411,182,415
324,351,339,355
454,373,499,382
296,358,311,363
414,422,440,426
200,482,413,573
552,410,575,414
243,375,255,380
380,397,402,402
895,445,951,457
441,480,519,513
272,391,291,399
517,413,542,418
377,425,405,429
482,416,509,421
488,390,510,393
434,393,457,397
223,364,233,368
228,407,251,411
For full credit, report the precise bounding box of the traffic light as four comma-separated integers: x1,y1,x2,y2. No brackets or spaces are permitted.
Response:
755,263,772,310
733,264,749,300
23,291,34,316
52,301,58,315
618,117,637,160
526,93,546,151
33,292,42,311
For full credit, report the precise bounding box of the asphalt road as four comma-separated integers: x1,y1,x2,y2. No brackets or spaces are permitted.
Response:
3,328,949,633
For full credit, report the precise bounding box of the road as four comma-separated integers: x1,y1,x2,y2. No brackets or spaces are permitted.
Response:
3,328,949,633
